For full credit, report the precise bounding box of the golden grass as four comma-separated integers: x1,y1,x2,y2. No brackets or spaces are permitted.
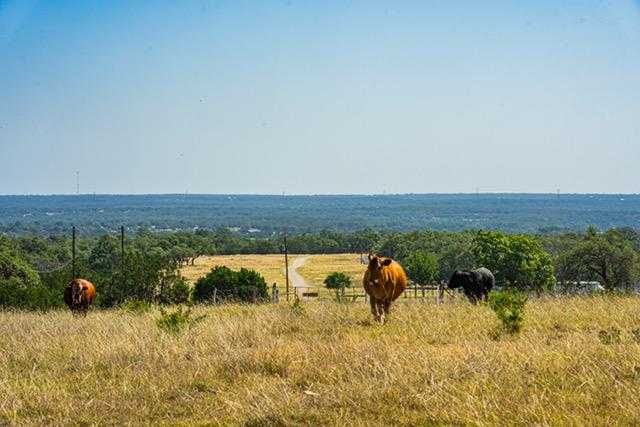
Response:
181,254,300,287
2,296,640,425
181,254,366,296
296,253,367,288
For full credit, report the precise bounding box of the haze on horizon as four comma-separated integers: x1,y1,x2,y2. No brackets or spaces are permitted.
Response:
1,1,639,196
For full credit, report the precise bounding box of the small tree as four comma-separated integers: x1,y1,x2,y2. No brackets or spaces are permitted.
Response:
404,250,438,285
324,272,352,297
488,290,527,335
473,231,555,292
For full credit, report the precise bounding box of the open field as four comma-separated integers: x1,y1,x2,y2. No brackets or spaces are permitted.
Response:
2,296,640,425
296,254,367,288
181,254,303,287
181,254,366,296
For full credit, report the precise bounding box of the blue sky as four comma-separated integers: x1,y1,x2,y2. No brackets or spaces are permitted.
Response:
1,0,639,194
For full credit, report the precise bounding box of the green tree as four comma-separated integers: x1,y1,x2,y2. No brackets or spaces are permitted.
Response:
404,250,438,285
0,240,58,310
560,228,639,291
193,266,268,303
472,231,555,291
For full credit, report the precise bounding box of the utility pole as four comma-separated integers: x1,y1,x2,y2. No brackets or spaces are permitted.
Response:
72,226,77,280
284,230,290,301
121,226,125,280
76,171,80,195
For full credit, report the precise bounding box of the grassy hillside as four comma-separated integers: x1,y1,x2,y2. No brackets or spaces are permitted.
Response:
1,296,640,425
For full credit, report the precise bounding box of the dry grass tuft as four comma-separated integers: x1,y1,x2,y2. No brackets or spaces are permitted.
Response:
1,296,640,425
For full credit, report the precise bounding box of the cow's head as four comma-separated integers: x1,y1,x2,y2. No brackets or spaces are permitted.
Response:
71,280,84,305
448,270,469,289
367,253,392,287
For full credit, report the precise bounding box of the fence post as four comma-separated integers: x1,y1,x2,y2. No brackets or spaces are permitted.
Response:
213,288,217,304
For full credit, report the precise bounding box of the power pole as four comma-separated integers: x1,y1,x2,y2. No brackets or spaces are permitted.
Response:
284,230,290,301
71,226,77,280
76,171,80,195
121,226,125,279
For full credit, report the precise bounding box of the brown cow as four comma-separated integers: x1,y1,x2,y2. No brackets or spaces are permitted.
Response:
363,254,407,324
64,278,96,315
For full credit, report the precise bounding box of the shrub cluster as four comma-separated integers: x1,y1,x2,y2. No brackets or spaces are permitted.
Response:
193,266,269,303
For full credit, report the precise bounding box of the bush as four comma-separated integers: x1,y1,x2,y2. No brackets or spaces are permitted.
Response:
156,305,206,335
192,266,268,304
403,250,438,285
488,290,527,334
167,277,191,304
324,272,352,290
121,299,153,315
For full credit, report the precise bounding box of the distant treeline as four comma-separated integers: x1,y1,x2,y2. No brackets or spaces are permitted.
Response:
2,194,640,236
1,226,639,310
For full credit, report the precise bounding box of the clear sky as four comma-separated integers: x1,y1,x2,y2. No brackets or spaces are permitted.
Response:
1,0,639,195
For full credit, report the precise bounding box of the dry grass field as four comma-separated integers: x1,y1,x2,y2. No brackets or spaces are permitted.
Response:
296,254,367,288
2,296,640,425
181,254,302,287
181,253,366,293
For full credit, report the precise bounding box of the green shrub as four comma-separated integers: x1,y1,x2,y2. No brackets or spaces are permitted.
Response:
290,295,305,316
192,266,268,304
164,277,191,304
598,327,622,345
156,305,206,335
324,272,352,290
121,299,153,315
488,290,527,334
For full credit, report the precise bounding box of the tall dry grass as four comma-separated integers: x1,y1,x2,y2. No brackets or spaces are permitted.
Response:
1,296,640,425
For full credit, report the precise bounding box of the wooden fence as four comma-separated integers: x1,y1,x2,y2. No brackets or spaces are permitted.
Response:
279,282,450,303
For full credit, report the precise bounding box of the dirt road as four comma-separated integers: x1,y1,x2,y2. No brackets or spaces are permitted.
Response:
287,256,309,296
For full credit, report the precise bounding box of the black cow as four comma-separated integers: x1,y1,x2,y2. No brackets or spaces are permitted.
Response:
447,267,495,304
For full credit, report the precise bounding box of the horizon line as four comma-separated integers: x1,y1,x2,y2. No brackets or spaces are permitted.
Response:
1,192,639,197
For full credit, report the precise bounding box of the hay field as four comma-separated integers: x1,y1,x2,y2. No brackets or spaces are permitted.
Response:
181,254,300,287
1,296,640,425
296,253,367,288
181,253,366,292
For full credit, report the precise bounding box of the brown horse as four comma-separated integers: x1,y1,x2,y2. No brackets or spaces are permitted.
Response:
64,279,96,315
363,254,407,324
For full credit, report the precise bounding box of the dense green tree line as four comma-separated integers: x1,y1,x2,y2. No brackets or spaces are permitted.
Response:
1,226,639,310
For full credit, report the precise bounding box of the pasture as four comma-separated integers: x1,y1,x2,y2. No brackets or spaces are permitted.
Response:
182,253,367,296
181,254,300,287
1,296,640,425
